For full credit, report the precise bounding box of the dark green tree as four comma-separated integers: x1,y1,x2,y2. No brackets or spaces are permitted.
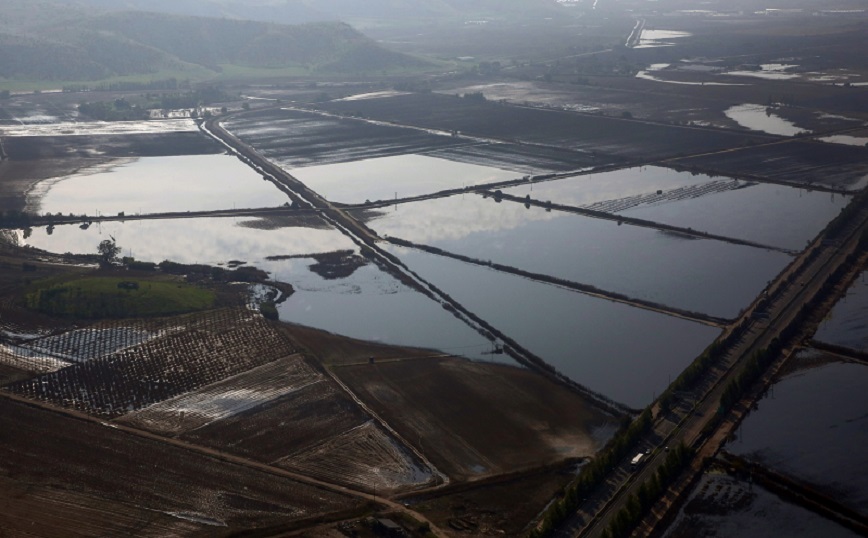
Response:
97,238,121,266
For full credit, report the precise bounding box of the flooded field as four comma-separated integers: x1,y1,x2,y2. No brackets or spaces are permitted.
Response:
673,141,868,192
21,215,354,266
223,107,466,168
814,270,868,352
620,182,848,251
724,104,808,136
288,153,519,204
503,167,847,251
384,245,720,409
30,154,289,215
726,352,868,515
363,194,792,319
0,119,198,136
21,217,495,360
319,93,767,161
635,29,692,49
663,471,862,538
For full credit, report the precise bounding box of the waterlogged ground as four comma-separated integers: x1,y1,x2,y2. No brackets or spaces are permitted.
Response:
361,194,791,319
503,167,847,251
30,154,289,215
813,271,868,352
663,472,862,538
22,215,354,266
724,104,808,136
384,245,720,409
620,182,849,251
21,216,495,361
726,353,868,515
288,153,520,204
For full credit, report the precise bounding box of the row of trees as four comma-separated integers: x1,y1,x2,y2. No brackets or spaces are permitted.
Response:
601,443,695,538
529,409,654,537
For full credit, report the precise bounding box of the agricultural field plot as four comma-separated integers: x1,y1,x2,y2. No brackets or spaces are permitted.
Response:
287,153,521,205
662,471,862,538
726,354,868,516
814,268,868,353
276,421,436,495
180,372,372,464
672,140,868,192
0,362,31,385
318,92,769,161
32,154,289,216
0,396,363,536
17,325,158,363
501,166,850,251
120,354,322,435
383,245,721,409
176,366,435,495
365,195,791,320
5,308,298,417
428,141,608,174
0,132,222,213
334,357,620,481
223,107,468,168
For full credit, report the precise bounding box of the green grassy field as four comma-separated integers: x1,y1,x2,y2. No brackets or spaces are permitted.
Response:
25,276,216,319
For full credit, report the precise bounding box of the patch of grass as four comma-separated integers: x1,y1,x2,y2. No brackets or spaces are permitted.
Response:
25,276,216,319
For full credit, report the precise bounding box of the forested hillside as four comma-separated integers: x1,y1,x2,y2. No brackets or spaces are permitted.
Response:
0,0,428,82
42,0,566,25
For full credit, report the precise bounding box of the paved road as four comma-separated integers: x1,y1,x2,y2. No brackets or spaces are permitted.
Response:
559,198,868,537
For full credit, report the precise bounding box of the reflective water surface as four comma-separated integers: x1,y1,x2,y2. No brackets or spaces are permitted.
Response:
814,271,868,352
23,216,495,361
288,153,519,204
363,194,792,319
724,104,808,136
31,155,288,215
385,245,720,409
727,353,868,514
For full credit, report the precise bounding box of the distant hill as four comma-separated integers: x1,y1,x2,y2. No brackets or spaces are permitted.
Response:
41,0,567,25
0,0,428,82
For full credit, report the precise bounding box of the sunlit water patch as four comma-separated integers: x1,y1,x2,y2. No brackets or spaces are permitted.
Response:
727,354,868,514
384,245,720,409
503,166,721,208
636,30,691,48
288,154,519,204
22,217,494,361
0,119,198,137
820,135,868,147
724,64,801,81
619,182,849,251
274,260,495,362
505,167,849,251
22,216,355,266
724,104,809,136
362,195,791,319
814,270,868,352
30,154,290,215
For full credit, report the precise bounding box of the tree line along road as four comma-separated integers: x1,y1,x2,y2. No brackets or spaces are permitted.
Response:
556,193,868,538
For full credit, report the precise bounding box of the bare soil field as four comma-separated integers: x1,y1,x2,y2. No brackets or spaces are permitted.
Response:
277,421,436,495
318,93,768,162
119,354,323,435
405,463,580,537
333,357,618,482
179,371,368,462
672,140,868,191
0,396,364,537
